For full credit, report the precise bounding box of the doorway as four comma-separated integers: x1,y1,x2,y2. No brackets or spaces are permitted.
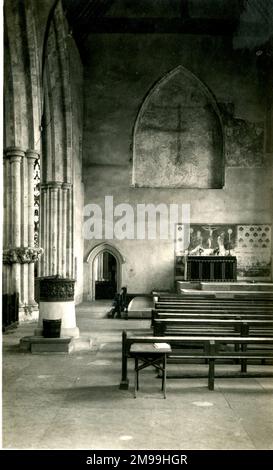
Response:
86,243,125,301
94,251,117,299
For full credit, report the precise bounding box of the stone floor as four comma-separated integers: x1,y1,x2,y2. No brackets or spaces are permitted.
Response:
2,300,273,450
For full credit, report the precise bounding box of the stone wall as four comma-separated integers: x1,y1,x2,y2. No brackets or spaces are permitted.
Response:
83,33,272,294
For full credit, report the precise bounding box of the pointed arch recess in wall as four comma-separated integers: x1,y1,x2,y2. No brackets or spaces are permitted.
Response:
86,244,125,301
132,65,224,189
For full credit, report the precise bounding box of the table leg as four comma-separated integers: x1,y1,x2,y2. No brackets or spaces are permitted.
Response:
136,358,139,390
134,358,137,398
161,357,164,391
120,330,129,389
163,354,166,399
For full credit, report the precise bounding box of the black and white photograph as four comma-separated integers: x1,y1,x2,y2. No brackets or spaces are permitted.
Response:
1,0,273,457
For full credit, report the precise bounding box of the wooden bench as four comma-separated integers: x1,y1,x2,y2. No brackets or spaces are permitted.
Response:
152,317,273,337
154,292,273,301
152,311,273,327
154,305,273,313
155,296,273,303
155,301,273,309
120,331,273,391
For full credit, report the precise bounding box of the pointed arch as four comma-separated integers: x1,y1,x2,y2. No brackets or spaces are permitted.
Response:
86,244,125,301
42,0,73,183
132,65,224,189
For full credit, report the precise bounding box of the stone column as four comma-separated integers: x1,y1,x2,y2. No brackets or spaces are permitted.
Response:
21,151,29,308
3,147,43,322
40,182,74,277
38,181,79,337
49,182,61,273
3,152,12,296
61,183,69,277
67,184,73,277
6,147,24,303
26,150,39,309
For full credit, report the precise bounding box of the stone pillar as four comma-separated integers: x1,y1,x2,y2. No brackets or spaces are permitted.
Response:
38,181,79,337
39,182,74,277
26,150,39,308
3,147,43,322
6,148,24,304
61,183,69,277
3,152,12,296
67,184,73,277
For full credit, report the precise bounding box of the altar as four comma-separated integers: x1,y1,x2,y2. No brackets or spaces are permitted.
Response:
186,256,237,282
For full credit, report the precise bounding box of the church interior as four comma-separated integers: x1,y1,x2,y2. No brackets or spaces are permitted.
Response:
2,0,273,450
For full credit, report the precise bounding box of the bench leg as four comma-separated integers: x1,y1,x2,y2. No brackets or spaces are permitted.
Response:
208,359,215,391
241,358,247,373
234,343,240,364
241,343,247,373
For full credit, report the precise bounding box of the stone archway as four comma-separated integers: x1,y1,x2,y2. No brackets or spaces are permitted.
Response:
86,244,125,301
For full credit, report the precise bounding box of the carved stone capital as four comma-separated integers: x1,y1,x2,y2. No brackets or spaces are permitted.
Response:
3,247,44,264
40,181,73,191
62,182,73,190
4,147,25,161
26,149,40,161
40,181,64,191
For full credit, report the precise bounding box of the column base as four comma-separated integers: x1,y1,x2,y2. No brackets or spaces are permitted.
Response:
38,300,79,338
20,335,74,353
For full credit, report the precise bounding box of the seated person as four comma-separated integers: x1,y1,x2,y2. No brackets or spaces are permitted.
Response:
107,287,128,318
107,293,120,318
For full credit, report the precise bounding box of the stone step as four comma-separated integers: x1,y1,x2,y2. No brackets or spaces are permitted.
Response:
19,335,93,354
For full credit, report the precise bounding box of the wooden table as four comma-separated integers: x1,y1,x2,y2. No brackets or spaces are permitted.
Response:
129,343,172,398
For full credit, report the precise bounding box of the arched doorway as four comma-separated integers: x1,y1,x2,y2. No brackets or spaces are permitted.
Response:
86,244,125,301
94,251,117,299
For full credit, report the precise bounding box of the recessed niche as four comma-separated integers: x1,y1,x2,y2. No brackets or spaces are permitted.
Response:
133,66,224,188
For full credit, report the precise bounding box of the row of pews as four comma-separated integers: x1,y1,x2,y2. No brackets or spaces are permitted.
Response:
120,290,273,391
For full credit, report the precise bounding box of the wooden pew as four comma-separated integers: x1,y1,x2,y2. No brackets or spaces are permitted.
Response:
152,317,273,337
151,310,273,326
120,331,273,391
154,302,273,312
156,295,273,303
155,299,273,306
